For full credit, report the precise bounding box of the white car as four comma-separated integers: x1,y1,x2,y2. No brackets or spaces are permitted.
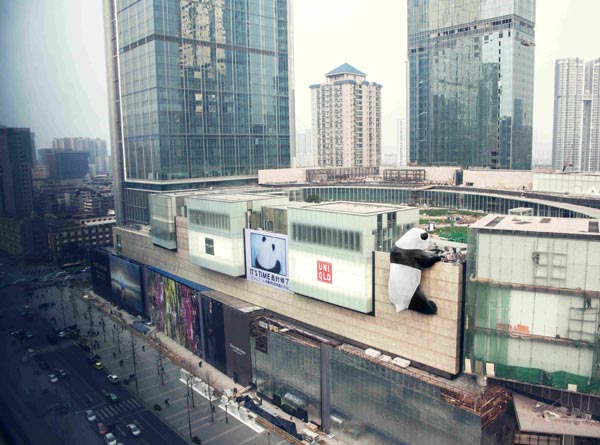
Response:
48,374,58,383
127,423,141,436
105,432,117,445
107,374,120,383
86,409,96,422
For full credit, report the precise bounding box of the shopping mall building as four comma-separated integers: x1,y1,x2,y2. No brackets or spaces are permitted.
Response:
91,168,600,445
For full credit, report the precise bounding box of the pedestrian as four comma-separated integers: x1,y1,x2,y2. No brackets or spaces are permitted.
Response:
113,352,116,358
120,359,123,367
142,345,145,351
165,399,169,406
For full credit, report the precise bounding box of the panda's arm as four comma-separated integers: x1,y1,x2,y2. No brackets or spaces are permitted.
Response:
413,250,443,269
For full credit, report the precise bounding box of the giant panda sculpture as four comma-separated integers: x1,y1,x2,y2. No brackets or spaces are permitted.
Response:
255,236,282,274
388,228,442,315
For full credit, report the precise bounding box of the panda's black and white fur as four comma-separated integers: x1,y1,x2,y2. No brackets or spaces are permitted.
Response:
388,228,442,315
255,236,282,274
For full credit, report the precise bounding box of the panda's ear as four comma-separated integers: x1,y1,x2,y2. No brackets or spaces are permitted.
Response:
420,232,429,241
262,236,267,242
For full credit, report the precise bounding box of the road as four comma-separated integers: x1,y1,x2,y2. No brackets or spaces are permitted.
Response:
0,256,286,445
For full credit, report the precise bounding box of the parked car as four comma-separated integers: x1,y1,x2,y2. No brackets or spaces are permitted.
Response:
86,410,96,422
48,374,58,383
127,423,141,437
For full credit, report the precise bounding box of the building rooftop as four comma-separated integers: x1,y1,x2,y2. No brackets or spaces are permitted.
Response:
299,201,409,215
187,193,282,203
325,63,366,77
513,393,600,438
471,214,600,236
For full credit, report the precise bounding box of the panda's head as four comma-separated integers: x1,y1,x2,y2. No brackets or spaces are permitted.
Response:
256,236,278,270
394,228,430,250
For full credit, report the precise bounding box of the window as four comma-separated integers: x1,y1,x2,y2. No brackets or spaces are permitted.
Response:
205,238,214,255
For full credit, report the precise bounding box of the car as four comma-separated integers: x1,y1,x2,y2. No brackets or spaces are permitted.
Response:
93,361,103,370
126,423,141,437
26,347,35,355
86,409,96,422
46,334,58,344
106,392,119,403
105,432,117,445
25,331,33,339
107,374,120,384
10,329,22,337
54,368,68,377
48,374,58,383
97,421,108,435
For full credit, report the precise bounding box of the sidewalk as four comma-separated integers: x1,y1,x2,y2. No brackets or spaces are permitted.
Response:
86,292,346,445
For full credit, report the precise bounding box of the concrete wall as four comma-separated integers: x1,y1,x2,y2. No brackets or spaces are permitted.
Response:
533,172,600,196
463,170,532,190
258,168,307,184
115,220,463,375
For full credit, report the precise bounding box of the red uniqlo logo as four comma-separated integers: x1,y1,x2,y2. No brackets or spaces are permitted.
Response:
317,261,332,284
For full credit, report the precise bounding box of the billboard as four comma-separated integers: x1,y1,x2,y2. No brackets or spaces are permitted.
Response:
90,248,111,299
223,306,256,387
109,255,144,316
201,295,227,374
289,252,373,314
244,229,289,291
145,269,203,356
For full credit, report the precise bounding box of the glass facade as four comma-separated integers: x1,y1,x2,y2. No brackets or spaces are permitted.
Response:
252,332,322,424
299,186,590,219
408,0,535,169
251,329,515,445
105,0,292,224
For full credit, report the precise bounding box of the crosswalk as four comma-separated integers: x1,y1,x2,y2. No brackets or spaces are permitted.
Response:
96,398,143,420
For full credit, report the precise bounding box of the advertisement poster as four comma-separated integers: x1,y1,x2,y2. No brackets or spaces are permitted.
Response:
109,255,144,316
244,229,289,291
90,248,111,299
146,269,203,356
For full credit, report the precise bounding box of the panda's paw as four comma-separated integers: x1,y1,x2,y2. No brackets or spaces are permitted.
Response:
428,300,438,315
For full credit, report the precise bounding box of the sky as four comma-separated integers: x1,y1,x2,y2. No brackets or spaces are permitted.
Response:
1,1,599,165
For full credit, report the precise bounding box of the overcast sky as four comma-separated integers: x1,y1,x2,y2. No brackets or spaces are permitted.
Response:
1,1,599,164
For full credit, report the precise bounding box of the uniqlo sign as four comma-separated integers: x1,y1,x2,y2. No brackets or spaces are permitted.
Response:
317,260,332,284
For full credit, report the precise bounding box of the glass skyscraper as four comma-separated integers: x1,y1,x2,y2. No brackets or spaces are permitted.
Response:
103,0,294,224
408,0,535,169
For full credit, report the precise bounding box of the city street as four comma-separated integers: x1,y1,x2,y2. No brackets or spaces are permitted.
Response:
0,258,285,445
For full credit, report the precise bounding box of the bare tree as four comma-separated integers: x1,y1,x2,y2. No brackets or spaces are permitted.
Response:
155,336,165,385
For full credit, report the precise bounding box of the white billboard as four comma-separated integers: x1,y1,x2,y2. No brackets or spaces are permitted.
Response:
244,229,289,291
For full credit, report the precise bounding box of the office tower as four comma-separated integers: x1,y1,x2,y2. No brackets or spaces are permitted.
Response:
396,118,406,167
408,0,535,169
0,126,34,217
552,58,600,172
103,0,294,225
311,63,382,168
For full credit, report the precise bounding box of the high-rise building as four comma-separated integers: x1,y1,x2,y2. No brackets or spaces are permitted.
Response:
0,126,34,217
311,63,382,168
552,58,600,172
396,118,406,167
103,0,294,225
295,130,313,168
408,0,535,169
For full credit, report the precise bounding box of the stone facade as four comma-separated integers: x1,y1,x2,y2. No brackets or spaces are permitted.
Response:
115,217,463,375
